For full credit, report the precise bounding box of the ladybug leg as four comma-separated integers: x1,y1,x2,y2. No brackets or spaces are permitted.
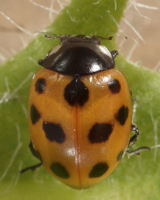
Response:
19,140,42,173
20,163,42,173
128,124,139,147
132,98,137,101
38,49,51,67
126,147,150,156
130,90,137,101
29,140,42,160
126,124,150,156
111,50,119,58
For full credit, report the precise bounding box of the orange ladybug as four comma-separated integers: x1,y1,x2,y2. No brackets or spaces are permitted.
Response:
22,35,149,189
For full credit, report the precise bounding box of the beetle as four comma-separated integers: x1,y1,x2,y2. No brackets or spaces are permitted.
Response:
21,34,149,189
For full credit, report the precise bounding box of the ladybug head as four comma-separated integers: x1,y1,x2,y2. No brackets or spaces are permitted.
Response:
38,34,118,76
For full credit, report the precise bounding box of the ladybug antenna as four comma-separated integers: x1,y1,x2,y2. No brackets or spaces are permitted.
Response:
44,34,71,39
92,35,113,40
44,33,57,39
38,33,113,41
35,31,55,37
35,31,70,39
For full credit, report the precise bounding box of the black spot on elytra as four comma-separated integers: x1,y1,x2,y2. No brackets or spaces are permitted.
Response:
108,79,121,93
88,123,113,143
116,106,129,125
50,162,69,179
64,77,89,106
35,78,46,94
30,105,41,124
43,122,65,143
89,162,109,178
117,150,124,161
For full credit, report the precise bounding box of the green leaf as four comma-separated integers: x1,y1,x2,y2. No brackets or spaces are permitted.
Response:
0,0,160,199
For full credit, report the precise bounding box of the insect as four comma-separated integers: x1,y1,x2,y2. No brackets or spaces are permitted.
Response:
21,34,149,189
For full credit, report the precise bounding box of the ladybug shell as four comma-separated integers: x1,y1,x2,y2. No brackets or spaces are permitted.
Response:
29,68,132,189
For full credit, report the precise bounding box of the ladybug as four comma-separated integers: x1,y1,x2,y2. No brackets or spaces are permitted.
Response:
21,34,149,189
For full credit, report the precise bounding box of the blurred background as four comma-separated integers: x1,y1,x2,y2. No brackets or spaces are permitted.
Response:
0,0,160,72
